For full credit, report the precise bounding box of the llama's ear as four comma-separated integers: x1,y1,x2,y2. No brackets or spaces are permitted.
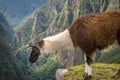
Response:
26,42,36,47
26,40,44,48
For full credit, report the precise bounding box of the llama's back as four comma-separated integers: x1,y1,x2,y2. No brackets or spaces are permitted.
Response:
94,11,120,49
69,10,120,53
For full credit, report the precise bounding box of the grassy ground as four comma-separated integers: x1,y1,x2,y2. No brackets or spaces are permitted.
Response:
64,63,120,80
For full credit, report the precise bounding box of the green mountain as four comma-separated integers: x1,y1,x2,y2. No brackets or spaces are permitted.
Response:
13,0,65,49
0,13,33,80
0,0,47,28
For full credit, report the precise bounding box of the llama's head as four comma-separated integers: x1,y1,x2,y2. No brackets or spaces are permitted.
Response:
27,40,44,63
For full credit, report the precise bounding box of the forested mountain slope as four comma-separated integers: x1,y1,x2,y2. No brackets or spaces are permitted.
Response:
0,13,13,43
0,13,32,80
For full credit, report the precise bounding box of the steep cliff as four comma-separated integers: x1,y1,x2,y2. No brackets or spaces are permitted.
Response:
14,17,34,49
30,0,64,39
14,0,65,49
0,13,13,43
0,13,32,80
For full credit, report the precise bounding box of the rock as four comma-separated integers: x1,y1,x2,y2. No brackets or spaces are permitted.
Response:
56,69,68,80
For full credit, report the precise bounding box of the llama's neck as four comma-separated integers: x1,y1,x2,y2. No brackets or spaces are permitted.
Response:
41,29,74,53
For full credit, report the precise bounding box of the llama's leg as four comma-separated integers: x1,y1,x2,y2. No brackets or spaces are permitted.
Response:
116,29,120,44
83,52,96,80
114,30,120,79
83,54,92,80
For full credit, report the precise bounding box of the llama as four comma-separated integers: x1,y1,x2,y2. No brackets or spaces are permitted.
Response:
27,10,120,80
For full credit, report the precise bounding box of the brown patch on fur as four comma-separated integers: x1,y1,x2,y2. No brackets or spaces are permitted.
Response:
36,40,44,48
69,11,120,56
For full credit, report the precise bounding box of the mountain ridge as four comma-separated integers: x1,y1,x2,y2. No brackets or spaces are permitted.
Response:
0,0,47,28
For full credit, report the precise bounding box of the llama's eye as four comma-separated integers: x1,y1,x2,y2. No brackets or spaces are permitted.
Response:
36,50,39,53
34,54,36,57
35,48,39,53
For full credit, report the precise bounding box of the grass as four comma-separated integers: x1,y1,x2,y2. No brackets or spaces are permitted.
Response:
98,45,120,63
64,63,120,80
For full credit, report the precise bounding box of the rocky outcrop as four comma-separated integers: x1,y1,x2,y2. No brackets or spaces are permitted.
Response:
56,69,68,80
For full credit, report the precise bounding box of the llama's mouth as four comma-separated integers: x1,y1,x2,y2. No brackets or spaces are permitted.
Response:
29,47,40,63
29,57,38,63
29,53,40,63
